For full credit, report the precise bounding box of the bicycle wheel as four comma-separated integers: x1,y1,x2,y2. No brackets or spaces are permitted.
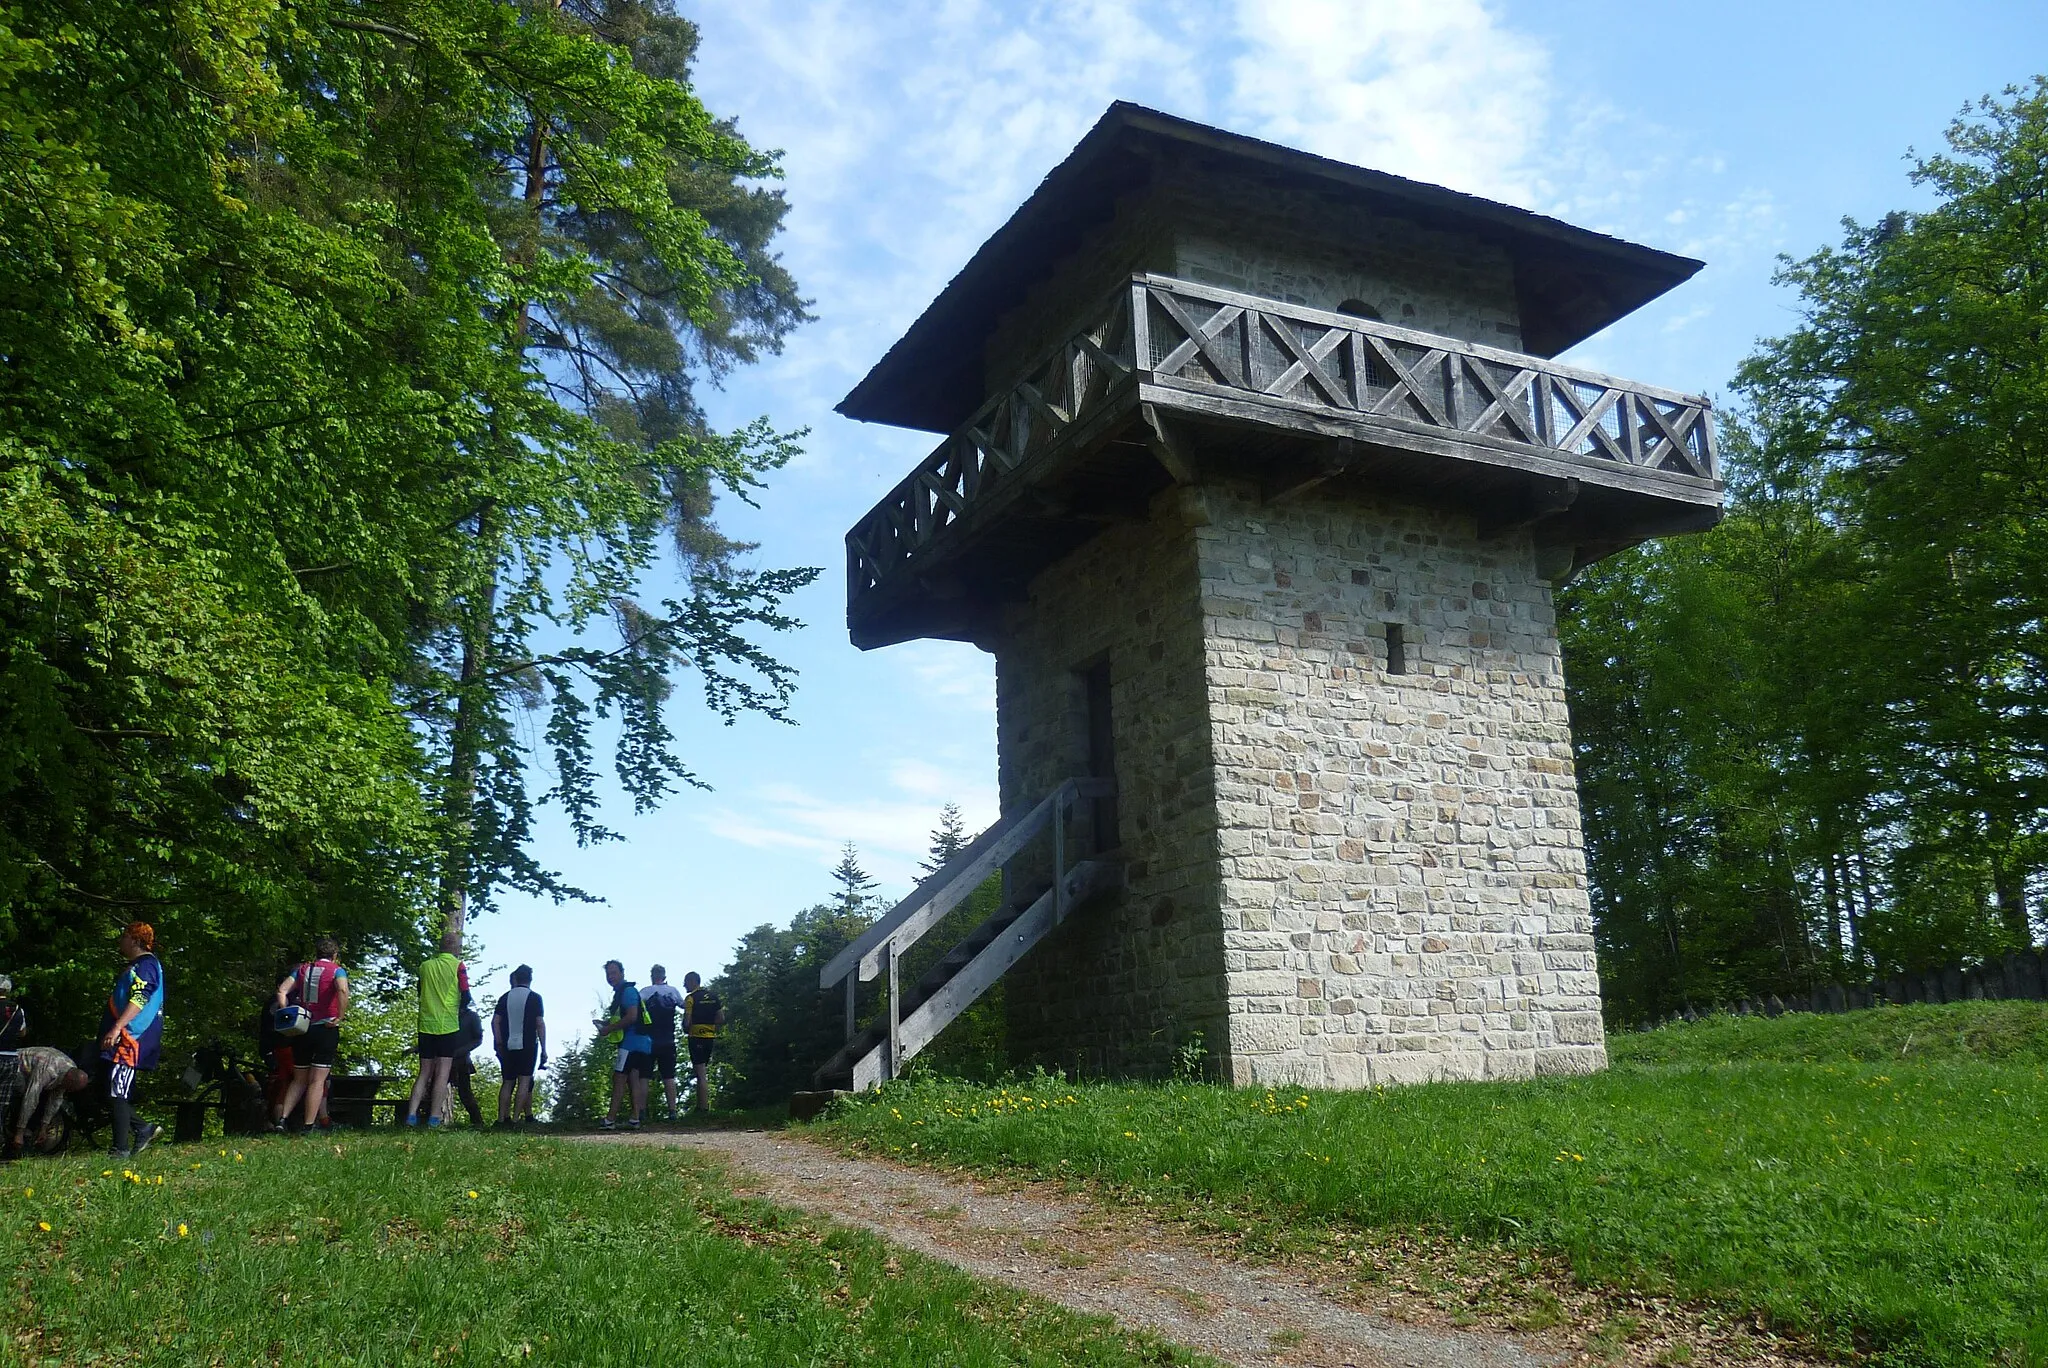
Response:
30,1109,71,1156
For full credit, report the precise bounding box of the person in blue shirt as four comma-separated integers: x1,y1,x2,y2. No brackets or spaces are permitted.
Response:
99,922,164,1159
596,960,650,1130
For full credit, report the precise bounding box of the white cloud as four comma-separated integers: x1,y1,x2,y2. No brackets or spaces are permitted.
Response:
1227,0,1553,202
701,751,999,895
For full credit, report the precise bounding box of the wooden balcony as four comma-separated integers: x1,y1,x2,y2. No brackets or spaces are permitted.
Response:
846,273,1722,649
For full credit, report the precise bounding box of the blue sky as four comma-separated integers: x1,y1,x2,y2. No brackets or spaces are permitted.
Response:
471,0,2048,1030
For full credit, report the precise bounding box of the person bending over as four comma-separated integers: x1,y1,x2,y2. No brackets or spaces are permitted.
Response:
8,1046,88,1158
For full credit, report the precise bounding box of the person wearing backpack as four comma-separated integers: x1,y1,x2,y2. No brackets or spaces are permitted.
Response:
640,966,684,1121
271,939,350,1135
596,960,650,1131
680,972,725,1115
98,922,165,1159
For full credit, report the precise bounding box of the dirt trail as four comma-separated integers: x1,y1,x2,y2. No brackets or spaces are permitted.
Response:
587,1128,1564,1368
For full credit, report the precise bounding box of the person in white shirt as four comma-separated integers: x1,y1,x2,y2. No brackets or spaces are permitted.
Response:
491,966,546,1125
640,966,686,1121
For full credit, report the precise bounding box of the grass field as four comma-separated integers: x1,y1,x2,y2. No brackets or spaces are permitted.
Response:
819,1002,2048,1367
2,1132,1199,1367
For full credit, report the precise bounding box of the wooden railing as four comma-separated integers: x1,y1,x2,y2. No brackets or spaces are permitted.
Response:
818,777,1115,1089
847,273,1718,610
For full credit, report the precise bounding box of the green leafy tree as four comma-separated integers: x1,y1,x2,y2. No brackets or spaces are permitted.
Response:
0,0,814,1049
712,901,872,1108
1564,80,2048,1020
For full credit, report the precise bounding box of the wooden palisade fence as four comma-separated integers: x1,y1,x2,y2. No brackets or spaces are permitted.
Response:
1640,947,2048,1028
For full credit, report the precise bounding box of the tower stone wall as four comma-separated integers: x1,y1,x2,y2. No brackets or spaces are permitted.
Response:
1192,484,1606,1086
995,478,1606,1086
996,492,1229,1077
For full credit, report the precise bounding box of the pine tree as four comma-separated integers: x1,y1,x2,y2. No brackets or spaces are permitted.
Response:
830,843,879,918
921,802,970,876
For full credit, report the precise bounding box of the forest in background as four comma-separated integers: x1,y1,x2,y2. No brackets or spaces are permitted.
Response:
1561,82,2048,1022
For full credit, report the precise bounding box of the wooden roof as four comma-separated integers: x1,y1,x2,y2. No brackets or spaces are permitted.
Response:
839,102,1703,434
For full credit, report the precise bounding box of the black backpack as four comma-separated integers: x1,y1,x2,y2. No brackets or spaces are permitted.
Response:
458,1003,485,1052
686,988,723,1034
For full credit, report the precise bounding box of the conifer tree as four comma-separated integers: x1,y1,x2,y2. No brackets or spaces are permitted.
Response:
921,803,970,876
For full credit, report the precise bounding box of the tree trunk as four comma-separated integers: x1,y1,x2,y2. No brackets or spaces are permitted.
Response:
440,87,551,938
440,505,498,937
1992,851,2032,949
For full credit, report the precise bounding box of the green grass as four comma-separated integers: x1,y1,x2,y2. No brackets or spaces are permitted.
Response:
1610,1000,2048,1067
818,1002,2048,1367
2,1132,1202,1367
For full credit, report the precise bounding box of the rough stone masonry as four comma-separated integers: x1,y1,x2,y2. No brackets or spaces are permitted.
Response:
844,105,1717,1091
1002,478,1606,1087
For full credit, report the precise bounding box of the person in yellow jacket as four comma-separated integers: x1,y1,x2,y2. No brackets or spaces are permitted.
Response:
404,931,468,1128
679,972,724,1114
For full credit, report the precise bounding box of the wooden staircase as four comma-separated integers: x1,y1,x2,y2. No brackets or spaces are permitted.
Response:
815,778,1120,1092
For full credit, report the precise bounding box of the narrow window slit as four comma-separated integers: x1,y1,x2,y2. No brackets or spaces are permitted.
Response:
1385,623,1406,675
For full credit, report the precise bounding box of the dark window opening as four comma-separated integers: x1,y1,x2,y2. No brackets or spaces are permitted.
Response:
1082,661,1120,851
1386,623,1407,675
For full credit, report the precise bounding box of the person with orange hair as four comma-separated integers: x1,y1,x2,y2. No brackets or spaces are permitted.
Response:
97,922,164,1158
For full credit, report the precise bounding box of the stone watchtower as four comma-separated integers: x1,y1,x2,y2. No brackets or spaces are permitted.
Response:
827,104,1720,1090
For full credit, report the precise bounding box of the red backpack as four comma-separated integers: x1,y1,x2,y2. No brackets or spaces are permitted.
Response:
296,959,345,1023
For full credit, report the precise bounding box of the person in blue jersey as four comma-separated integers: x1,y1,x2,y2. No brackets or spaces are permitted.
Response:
98,922,164,1159
596,960,650,1131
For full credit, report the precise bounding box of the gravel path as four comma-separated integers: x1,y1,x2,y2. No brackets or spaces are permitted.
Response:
587,1128,1564,1368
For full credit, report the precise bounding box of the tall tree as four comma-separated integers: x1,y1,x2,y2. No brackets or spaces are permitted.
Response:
921,802,970,876
0,0,813,1046
1562,79,2048,1020
829,844,879,919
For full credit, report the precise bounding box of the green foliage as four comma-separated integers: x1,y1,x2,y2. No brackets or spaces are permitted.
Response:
545,1027,614,1124
713,900,872,1108
825,1003,2048,1367
899,873,1009,1083
1565,81,2048,1019
5,1133,1199,1366
0,0,813,1050
335,961,430,1081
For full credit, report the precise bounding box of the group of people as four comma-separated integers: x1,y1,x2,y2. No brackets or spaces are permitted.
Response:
590,959,724,1130
0,921,167,1161
398,944,723,1131
0,921,728,1160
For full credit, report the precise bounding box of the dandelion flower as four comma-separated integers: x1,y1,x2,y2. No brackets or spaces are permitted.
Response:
178,1224,188,1237
467,1190,479,1200
37,1222,50,1232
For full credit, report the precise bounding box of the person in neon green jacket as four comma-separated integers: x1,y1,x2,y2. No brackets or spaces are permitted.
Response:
403,931,469,1127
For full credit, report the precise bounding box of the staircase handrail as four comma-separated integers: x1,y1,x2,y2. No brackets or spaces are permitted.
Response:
819,776,1113,992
